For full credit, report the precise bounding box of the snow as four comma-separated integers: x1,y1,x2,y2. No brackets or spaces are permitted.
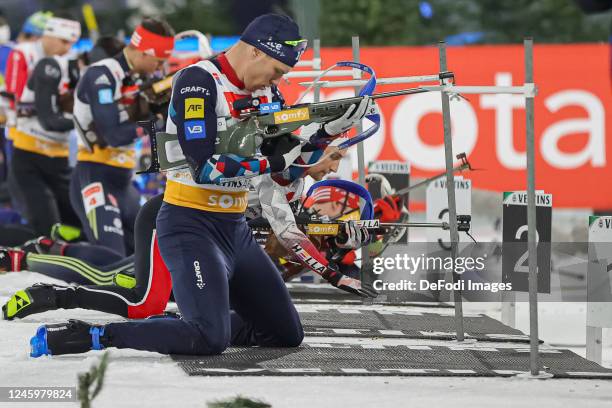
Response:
1,271,612,408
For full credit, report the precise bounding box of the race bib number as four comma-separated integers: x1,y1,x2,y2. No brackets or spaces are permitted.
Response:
82,182,105,214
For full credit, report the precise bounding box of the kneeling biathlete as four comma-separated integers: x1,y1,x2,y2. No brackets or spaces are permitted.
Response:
26,14,375,358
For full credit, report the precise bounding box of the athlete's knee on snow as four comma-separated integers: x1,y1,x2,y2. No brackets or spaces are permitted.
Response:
203,336,230,355
189,319,231,355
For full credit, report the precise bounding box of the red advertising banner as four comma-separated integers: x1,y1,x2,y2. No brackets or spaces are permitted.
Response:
279,44,612,209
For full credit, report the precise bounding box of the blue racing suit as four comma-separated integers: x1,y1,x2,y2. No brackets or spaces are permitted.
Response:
101,52,304,355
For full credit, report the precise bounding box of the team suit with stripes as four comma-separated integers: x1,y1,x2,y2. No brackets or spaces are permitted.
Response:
70,52,144,257
4,40,46,215
8,55,81,236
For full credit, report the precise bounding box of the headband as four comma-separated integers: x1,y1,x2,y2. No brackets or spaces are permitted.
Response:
130,25,174,58
43,17,81,42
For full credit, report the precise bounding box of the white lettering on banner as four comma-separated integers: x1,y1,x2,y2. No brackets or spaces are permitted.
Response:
391,92,478,171
435,179,471,190
368,161,410,174
480,73,527,169
481,74,606,170
541,90,605,169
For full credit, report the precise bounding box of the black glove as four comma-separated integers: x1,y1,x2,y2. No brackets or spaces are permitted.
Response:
322,265,378,298
335,220,370,249
267,136,303,172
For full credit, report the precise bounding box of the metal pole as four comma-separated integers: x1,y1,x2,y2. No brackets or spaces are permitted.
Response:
352,36,365,188
501,290,516,328
313,39,321,103
352,36,371,292
438,41,464,342
524,37,540,376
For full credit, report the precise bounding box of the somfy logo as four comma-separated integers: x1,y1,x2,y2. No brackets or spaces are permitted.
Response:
194,261,205,289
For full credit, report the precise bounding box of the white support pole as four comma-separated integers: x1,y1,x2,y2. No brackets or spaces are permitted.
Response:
586,326,603,365
313,39,321,103
295,58,321,68
586,259,607,364
352,36,365,190
438,41,464,342
285,70,355,79
420,84,536,96
352,36,371,295
501,290,516,328
299,74,443,87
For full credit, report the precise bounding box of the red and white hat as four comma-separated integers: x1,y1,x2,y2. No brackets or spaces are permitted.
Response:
130,24,174,58
43,17,81,42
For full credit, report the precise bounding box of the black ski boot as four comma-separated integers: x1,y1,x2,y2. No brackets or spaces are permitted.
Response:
30,319,106,357
2,283,66,320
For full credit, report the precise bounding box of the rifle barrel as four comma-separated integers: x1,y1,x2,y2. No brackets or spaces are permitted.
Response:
370,88,430,100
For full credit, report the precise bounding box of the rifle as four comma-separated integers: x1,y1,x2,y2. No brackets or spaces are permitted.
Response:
248,214,472,237
147,83,451,173
392,153,475,196
218,87,435,157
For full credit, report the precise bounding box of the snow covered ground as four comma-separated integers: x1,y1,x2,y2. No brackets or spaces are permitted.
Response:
1,271,612,408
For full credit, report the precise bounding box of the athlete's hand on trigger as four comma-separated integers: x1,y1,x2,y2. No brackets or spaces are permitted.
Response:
335,220,370,249
323,267,378,298
323,95,371,136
